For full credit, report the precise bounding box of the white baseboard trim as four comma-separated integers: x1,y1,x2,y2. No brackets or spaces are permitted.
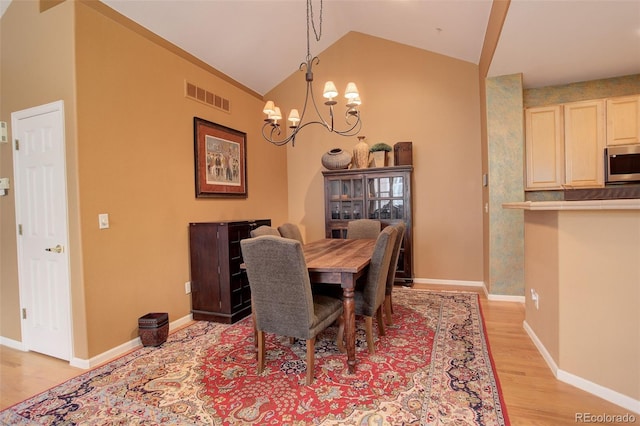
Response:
523,320,640,414
487,293,525,303
4,314,194,370
557,370,640,415
413,278,484,287
413,278,525,303
523,320,559,375
0,336,26,351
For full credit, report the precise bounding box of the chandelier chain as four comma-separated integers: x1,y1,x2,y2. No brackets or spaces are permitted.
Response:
306,0,322,60
261,0,361,146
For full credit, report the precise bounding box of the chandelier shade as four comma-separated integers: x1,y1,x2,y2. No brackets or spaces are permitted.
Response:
261,0,362,146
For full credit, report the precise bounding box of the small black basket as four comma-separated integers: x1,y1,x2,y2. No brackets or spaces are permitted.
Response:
138,312,169,347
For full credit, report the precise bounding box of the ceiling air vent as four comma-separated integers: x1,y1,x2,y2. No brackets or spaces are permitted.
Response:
185,81,231,113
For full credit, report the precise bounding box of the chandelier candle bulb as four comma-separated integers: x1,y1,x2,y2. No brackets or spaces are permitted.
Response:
288,109,300,126
344,82,359,99
271,107,282,122
263,101,275,116
323,81,338,101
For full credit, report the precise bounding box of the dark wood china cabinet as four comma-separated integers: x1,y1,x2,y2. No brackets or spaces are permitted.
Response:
323,166,413,284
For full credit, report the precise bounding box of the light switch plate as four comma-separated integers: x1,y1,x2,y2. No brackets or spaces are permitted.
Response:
98,213,109,229
0,122,7,143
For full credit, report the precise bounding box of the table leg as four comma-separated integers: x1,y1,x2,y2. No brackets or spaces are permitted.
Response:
342,285,356,374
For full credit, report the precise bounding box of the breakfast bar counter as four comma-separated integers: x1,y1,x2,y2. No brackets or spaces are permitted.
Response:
502,198,640,211
502,199,640,411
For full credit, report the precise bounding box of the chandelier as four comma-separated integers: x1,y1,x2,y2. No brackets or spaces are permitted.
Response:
262,0,362,146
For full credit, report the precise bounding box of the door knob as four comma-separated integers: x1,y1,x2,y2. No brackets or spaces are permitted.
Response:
45,244,64,253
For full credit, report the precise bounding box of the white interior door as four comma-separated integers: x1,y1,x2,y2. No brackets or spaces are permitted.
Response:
12,100,72,361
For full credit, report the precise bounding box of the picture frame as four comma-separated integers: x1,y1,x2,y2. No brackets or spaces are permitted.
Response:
193,117,247,198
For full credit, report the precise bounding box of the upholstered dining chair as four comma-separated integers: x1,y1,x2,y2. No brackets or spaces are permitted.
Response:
337,225,397,354
277,223,304,244
240,235,344,385
384,221,405,326
250,225,280,238
347,219,381,239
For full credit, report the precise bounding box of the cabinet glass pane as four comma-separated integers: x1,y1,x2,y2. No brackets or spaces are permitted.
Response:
353,179,363,198
329,180,341,200
353,201,363,219
392,177,404,197
330,202,341,219
341,179,352,198
341,201,352,219
392,200,404,219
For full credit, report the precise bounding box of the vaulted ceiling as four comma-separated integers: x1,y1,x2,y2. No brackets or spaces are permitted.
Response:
3,0,639,95
97,0,639,96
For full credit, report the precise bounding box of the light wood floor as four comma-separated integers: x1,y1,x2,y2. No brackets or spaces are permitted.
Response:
0,285,633,424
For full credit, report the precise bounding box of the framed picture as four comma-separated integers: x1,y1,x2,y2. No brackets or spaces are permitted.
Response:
193,117,247,198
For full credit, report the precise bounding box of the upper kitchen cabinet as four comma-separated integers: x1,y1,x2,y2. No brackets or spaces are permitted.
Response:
525,100,606,190
564,100,605,188
606,95,640,146
525,105,565,190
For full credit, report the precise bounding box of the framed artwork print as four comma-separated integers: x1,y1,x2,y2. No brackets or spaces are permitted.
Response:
193,117,247,198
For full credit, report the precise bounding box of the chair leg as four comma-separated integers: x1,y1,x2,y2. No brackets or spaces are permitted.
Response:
376,306,386,337
257,330,265,375
306,337,316,385
384,295,393,326
365,316,375,354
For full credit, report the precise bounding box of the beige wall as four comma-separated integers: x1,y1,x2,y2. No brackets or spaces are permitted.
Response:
1,1,288,359
525,210,640,401
524,211,560,361
269,32,484,282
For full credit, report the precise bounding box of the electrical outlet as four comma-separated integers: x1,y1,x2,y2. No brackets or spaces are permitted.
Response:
530,288,539,310
184,281,191,294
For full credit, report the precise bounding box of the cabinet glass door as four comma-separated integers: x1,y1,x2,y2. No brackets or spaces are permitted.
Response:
367,176,404,219
328,177,364,221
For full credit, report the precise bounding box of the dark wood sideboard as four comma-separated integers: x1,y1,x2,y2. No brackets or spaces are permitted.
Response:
188,219,270,323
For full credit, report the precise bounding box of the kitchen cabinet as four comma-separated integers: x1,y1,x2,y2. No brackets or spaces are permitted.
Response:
525,105,565,190
606,95,640,146
189,219,270,323
525,100,605,190
322,166,413,283
564,100,605,188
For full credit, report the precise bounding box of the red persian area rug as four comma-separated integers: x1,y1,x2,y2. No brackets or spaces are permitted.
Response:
0,289,509,425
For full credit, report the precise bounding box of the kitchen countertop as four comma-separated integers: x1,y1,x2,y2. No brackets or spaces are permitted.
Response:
502,199,640,210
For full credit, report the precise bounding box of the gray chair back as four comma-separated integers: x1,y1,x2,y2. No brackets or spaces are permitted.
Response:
347,219,381,239
277,223,304,244
386,221,406,295
240,236,315,339
356,226,397,316
250,225,280,238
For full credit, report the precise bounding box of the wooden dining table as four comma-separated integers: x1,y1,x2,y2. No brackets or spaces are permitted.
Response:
302,238,376,373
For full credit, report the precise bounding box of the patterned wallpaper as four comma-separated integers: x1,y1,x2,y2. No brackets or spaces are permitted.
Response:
486,74,525,296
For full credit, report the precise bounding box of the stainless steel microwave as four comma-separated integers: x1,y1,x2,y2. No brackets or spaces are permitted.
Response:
605,144,640,183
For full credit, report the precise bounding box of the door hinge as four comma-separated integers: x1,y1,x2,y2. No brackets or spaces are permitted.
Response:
14,139,19,150
22,308,27,319
18,224,23,235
